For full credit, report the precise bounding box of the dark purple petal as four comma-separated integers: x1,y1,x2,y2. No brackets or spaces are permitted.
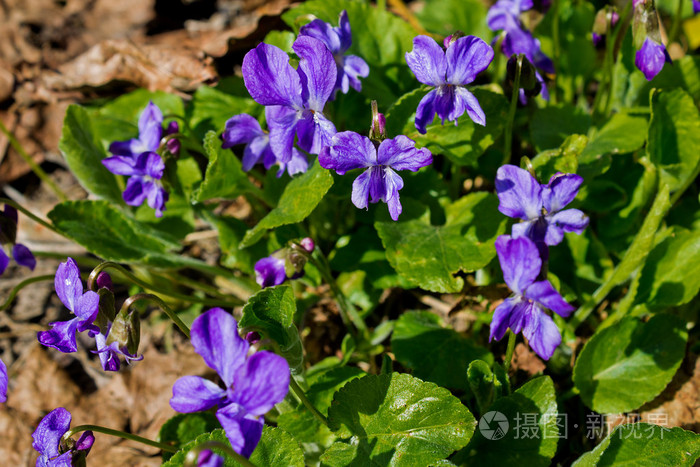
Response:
351,169,372,210
694,0,700,13
170,375,227,413
32,407,71,459
367,166,386,204
267,105,301,163
489,297,518,342
405,35,447,87
542,173,583,212
522,307,561,360
0,357,7,403
445,36,494,85
342,55,369,93
96,272,113,291
216,407,264,458
276,148,309,177
454,86,486,126
94,334,121,372
242,43,303,108
241,135,271,172
254,256,287,288
108,139,141,158
222,114,264,149
487,0,524,31
102,156,138,176
414,89,438,134
198,450,225,467
191,308,249,387
3,205,18,224
38,318,80,353
74,290,99,330
376,135,432,172
511,218,537,240
495,235,541,294
337,10,353,52
495,164,543,220
75,431,95,453
0,249,10,276
525,280,575,317
383,168,405,221
122,177,148,207
635,37,671,81
54,258,83,312
294,36,337,111
232,351,290,416
493,298,532,338
299,18,342,55
319,131,374,174
295,110,337,155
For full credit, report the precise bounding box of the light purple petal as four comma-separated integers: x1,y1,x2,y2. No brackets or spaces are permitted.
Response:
122,177,148,207
511,219,536,240
319,131,374,174
351,169,372,210
267,105,301,163
216,408,263,458
295,110,336,155
54,258,82,312
546,209,589,244
74,290,99,331
242,43,303,108
102,156,137,176
405,35,447,87
0,357,7,403
0,249,8,276
37,318,80,353
635,38,671,81
383,168,405,221
94,334,120,372
75,430,95,453
254,257,287,288
170,375,227,413
495,164,543,220
376,135,432,172
368,166,387,204
293,35,337,112
299,18,342,55
276,148,309,177
487,0,523,31
222,114,264,148
191,308,249,387
12,244,36,270
32,407,71,459
522,308,561,360
138,102,163,144
232,351,290,416
343,55,369,92
495,235,541,294
137,152,164,179
146,182,169,218
414,88,438,134
242,135,271,171
198,450,225,467
445,36,494,85
489,297,519,342
525,280,575,317
454,86,486,126
542,173,583,213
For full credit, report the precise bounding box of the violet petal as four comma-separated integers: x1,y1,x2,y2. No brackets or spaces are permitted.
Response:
495,235,541,295
232,351,290,416
170,375,227,413
405,35,447,87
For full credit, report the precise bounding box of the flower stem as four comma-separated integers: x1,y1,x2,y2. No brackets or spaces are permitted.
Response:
62,425,178,453
289,377,329,428
668,0,684,45
503,54,524,166
0,121,68,202
120,292,190,339
503,330,517,373
184,441,257,467
0,274,54,311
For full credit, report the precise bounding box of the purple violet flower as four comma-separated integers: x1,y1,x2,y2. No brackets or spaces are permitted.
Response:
93,330,143,372
635,37,672,81
254,256,287,288
242,36,338,163
109,101,164,158
37,258,100,353
102,151,169,217
222,112,308,177
170,308,290,458
487,0,534,32
198,450,224,467
299,10,370,97
32,407,94,467
490,235,574,360
319,131,432,220
0,357,7,403
495,164,589,247
405,35,494,134
694,0,700,14
0,205,36,275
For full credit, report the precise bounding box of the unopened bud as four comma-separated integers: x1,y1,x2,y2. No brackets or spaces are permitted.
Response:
369,100,386,141
96,288,117,328
505,54,541,99
300,237,315,253
443,31,464,49
633,0,662,50
164,121,181,155
96,272,113,291
107,307,141,356
246,331,261,345
593,7,620,47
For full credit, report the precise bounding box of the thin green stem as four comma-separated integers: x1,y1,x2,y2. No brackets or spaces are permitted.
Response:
503,54,524,166
503,330,517,373
63,425,178,453
0,198,63,236
603,2,633,116
592,21,616,118
184,441,257,467
121,292,190,339
289,377,329,428
0,121,68,202
0,274,54,311
668,0,684,45
87,262,241,307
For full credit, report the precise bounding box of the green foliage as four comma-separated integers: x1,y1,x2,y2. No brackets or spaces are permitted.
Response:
415,0,489,38
188,81,259,138
531,104,591,151
325,373,476,466
159,413,220,461
573,314,688,413
195,131,258,202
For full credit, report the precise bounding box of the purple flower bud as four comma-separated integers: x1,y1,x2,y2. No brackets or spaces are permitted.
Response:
165,121,181,155
635,37,672,81
198,450,224,467
245,331,261,345
300,237,315,253
96,272,113,291
254,256,287,288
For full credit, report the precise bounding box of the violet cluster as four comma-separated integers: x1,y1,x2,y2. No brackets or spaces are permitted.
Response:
492,165,588,360
32,407,94,467
487,0,552,100
0,205,36,276
405,34,494,133
170,308,290,458
103,101,177,217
